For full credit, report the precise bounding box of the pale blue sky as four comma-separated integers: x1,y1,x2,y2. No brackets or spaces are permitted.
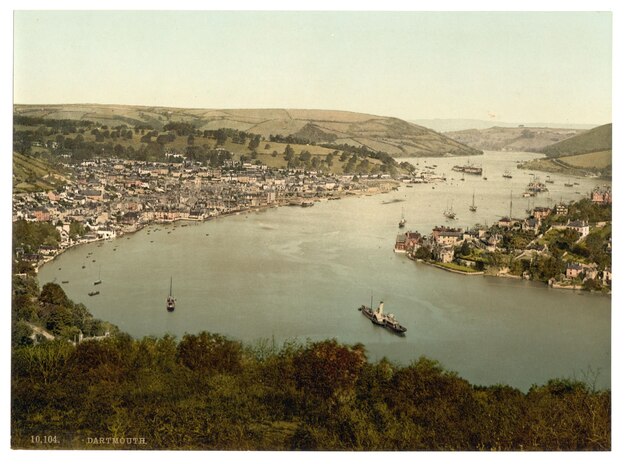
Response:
14,11,612,125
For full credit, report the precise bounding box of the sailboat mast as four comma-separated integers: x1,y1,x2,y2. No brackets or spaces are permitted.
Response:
170,277,173,296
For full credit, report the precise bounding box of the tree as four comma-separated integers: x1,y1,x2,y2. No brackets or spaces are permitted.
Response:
399,161,416,174
215,129,227,146
248,134,261,151
114,144,125,157
176,332,243,374
459,240,470,257
69,221,86,240
12,321,33,347
284,144,295,159
293,340,365,401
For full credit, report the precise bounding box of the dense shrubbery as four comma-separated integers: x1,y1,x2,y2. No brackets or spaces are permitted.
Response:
12,279,117,345
11,330,610,450
11,285,611,450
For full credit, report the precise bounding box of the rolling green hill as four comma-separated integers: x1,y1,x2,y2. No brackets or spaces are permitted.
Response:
13,104,481,158
517,124,612,177
542,123,612,158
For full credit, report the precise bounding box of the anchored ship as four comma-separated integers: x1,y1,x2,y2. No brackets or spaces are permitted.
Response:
452,163,483,176
358,299,407,335
469,191,477,212
399,208,406,228
167,277,176,312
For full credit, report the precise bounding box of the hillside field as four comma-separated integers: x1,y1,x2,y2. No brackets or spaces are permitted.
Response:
13,152,68,193
14,104,481,158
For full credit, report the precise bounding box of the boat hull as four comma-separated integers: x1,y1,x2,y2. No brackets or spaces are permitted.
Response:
358,305,406,334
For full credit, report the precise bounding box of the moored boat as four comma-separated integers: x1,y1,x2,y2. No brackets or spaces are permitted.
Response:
399,208,406,228
358,300,407,335
444,201,456,219
167,277,176,312
452,163,483,176
469,191,477,212
94,266,102,285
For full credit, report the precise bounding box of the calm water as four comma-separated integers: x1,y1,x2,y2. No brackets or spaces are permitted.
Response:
39,152,611,390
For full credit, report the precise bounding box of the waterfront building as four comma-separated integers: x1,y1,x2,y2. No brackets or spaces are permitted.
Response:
555,204,569,216
566,220,590,238
532,207,552,221
591,187,612,205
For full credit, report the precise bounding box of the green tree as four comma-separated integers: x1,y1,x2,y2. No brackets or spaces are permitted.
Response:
215,129,227,146
293,340,365,402
176,332,243,374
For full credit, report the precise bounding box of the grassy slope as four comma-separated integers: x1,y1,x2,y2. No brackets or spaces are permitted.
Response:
14,104,481,158
517,124,612,176
542,123,612,158
13,152,68,193
15,126,388,176
558,150,612,169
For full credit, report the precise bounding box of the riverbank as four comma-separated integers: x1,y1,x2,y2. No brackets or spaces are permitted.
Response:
415,259,484,276
517,157,611,180
32,181,398,275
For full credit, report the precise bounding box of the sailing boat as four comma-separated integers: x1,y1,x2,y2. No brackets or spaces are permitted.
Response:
398,208,406,228
444,200,456,219
503,169,513,179
469,191,477,212
166,277,176,312
93,265,102,285
483,168,487,180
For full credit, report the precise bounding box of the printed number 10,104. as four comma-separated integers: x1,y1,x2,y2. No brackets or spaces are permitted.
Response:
31,435,59,444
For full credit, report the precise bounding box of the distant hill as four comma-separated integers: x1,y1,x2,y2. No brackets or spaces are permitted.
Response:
542,123,612,158
517,124,612,178
444,126,585,153
411,119,596,132
13,104,481,158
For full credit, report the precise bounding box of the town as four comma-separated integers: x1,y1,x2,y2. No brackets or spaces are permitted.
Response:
394,186,612,291
12,155,398,271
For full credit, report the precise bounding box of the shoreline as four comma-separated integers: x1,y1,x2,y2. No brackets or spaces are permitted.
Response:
33,184,396,275
414,259,484,276
410,257,610,296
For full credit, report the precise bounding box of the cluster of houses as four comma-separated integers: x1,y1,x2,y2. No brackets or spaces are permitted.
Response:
13,157,394,267
591,186,612,205
395,198,611,288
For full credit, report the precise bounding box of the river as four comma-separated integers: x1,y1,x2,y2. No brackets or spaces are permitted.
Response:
39,151,611,391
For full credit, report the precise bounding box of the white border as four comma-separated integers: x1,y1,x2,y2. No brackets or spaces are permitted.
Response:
2,2,623,464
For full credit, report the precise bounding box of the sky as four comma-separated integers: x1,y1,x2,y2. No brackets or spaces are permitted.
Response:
12,10,613,125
